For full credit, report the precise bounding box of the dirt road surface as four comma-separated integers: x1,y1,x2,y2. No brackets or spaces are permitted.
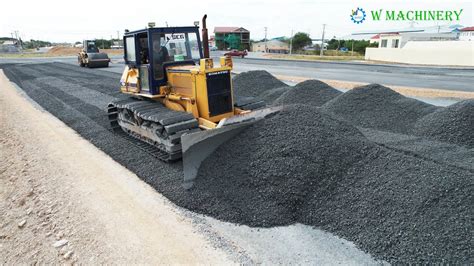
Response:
0,72,231,264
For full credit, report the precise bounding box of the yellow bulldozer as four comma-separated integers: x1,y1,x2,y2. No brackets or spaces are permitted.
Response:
108,15,277,188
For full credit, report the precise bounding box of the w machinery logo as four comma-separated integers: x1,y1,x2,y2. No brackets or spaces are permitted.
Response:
350,7,463,24
351,7,366,24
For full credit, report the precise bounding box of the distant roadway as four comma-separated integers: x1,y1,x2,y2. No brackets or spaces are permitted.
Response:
230,58,474,92
1,54,473,92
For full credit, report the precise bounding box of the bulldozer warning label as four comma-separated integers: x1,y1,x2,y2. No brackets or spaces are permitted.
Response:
207,71,229,76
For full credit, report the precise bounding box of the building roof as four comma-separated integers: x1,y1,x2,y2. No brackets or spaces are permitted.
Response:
214,27,249,33
371,34,380,39
460,26,474,31
340,34,373,40
353,24,464,35
253,39,288,45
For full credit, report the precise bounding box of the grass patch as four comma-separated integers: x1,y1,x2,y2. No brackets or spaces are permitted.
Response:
266,54,364,61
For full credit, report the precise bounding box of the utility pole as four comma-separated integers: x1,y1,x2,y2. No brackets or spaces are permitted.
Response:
13,30,23,49
117,30,120,41
14,30,20,47
320,24,326,57
289,29,294,55
264,27,268,53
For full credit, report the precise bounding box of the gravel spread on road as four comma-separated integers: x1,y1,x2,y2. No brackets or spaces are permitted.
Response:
2,63,472,264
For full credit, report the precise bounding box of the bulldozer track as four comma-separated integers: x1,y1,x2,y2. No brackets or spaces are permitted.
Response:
107,98,200,162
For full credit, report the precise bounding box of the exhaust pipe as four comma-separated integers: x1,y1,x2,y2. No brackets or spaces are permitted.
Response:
202,14,210,58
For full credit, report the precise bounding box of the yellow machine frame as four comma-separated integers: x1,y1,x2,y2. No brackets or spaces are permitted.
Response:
119,56,245,130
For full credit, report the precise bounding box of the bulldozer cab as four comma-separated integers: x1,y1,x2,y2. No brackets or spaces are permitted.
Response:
123,27,203,94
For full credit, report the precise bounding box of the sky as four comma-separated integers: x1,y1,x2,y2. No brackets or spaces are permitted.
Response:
1,0,472,43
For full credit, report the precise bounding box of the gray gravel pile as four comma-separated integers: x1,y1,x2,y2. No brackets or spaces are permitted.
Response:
413,100,473,147
194,104,375,226
301,148,472,264
3,63,472,264
233,70,286,97
359,127,474,170
258,86,290,103
193,104,472,263
322,84,439,133
274,80,341,106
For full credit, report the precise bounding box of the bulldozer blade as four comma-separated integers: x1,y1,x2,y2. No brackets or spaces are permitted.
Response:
181,106,282,189
181,121,254,189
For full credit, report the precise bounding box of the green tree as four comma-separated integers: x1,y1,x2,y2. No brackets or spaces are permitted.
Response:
94,39,112,49
291,32,312,52
23,39,52,49
325,39,375,55
369,42,379,47
327,38,341,50
343,40,371,54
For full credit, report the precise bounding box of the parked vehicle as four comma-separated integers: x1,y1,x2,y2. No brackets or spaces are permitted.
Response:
224,49,248,58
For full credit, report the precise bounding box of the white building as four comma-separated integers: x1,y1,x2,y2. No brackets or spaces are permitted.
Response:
252,40,289,53
362,25,473,66
2,40,16,45
459,27,474,41
0,38,20,53
378,32,458,49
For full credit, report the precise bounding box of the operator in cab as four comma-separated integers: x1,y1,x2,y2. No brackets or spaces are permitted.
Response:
152,35,169,80
88,43,99,53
